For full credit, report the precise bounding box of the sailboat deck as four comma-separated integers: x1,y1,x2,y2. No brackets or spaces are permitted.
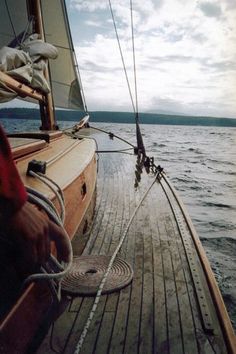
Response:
38,128,233,354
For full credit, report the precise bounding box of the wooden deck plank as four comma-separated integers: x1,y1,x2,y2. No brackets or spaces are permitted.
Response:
63,297,95,354
107,184,126,254
101,155,132,353
94,311,116,354
77,296,107,354
108,289,131,354
82,155,125,354
139,209,154,354
83,158,111,255
102,157,124,256
36,131,233,354
123,226,143,354
165,213,199,354
148,185,169,354
160,180,215,353
160,177,225,353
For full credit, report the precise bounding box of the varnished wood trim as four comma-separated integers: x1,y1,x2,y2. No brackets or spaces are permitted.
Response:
72,115,90,131
0,282,52,354
11,140,47,159
8,131,63,143
0,283,34,330
0,71,44,101
32,0,56,130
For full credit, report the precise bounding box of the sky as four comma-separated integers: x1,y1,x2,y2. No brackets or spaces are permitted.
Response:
66,0,236,118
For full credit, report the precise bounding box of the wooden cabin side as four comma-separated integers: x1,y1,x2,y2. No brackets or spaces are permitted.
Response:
0,132,97,354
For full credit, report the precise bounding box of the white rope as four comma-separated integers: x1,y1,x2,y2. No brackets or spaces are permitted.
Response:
73,174,159,354
28,170,65,224
26,185,61,221
23,170,73,289
37,172,65,203
23,191,73,286
46,140,80,166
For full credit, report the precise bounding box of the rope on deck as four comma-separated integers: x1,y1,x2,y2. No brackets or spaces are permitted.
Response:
73,171,162,354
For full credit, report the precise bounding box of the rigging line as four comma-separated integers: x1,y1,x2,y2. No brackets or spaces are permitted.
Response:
109,0,146,156
89,125,135,148
4,0,18,45
64,131,99,153
73,172,161,354
63,0,88,113
130,0,146,156
20,15,34,45
71,48,88,113
96,148,134,154
130,0,138,115
108,0,136,114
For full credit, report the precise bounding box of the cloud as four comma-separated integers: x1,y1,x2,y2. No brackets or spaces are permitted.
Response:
85,20,104,28
198,1,222,18
70,0,107,12
200,59,236,72
147,96,189,115
68,0,236,117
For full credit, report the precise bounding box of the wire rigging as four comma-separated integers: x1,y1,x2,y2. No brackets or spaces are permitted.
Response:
4,0,18,45
130,0,146,156
108,0,146,156
108,0,136,114
130,0,138,115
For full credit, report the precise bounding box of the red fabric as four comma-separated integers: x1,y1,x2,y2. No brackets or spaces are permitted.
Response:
0,125,27,216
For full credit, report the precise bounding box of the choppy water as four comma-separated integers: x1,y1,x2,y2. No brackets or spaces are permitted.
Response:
1,118,236,330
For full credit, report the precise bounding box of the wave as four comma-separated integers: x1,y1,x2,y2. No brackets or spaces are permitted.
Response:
207,158,235,167
201,201,234,210
201,236,236,246
202,220,236,230
201,236,236,330
188,147,203,154
152,142,166,147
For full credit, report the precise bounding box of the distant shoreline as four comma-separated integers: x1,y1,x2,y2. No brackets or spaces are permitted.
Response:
1,108,236,127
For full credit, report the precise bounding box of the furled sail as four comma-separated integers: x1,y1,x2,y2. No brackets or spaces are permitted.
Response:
0,0,85,111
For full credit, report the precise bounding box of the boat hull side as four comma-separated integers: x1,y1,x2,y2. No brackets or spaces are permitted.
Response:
0,136,97,353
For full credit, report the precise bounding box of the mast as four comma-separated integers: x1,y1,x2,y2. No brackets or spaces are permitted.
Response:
27,0,57,130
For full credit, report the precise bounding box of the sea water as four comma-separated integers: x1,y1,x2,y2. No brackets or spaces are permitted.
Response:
1,118,236,330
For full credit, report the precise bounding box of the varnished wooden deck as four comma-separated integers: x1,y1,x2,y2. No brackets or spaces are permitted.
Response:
37,128,234,354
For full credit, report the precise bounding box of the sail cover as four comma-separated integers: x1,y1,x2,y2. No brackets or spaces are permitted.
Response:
0,0,85,111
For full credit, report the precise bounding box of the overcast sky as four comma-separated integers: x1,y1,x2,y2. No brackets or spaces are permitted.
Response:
66,0,236,118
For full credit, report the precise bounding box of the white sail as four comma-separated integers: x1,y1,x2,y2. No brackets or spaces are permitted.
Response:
40,0,85,110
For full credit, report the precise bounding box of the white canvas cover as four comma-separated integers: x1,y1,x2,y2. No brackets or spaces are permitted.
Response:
0,34,58,102
0,0,85,111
